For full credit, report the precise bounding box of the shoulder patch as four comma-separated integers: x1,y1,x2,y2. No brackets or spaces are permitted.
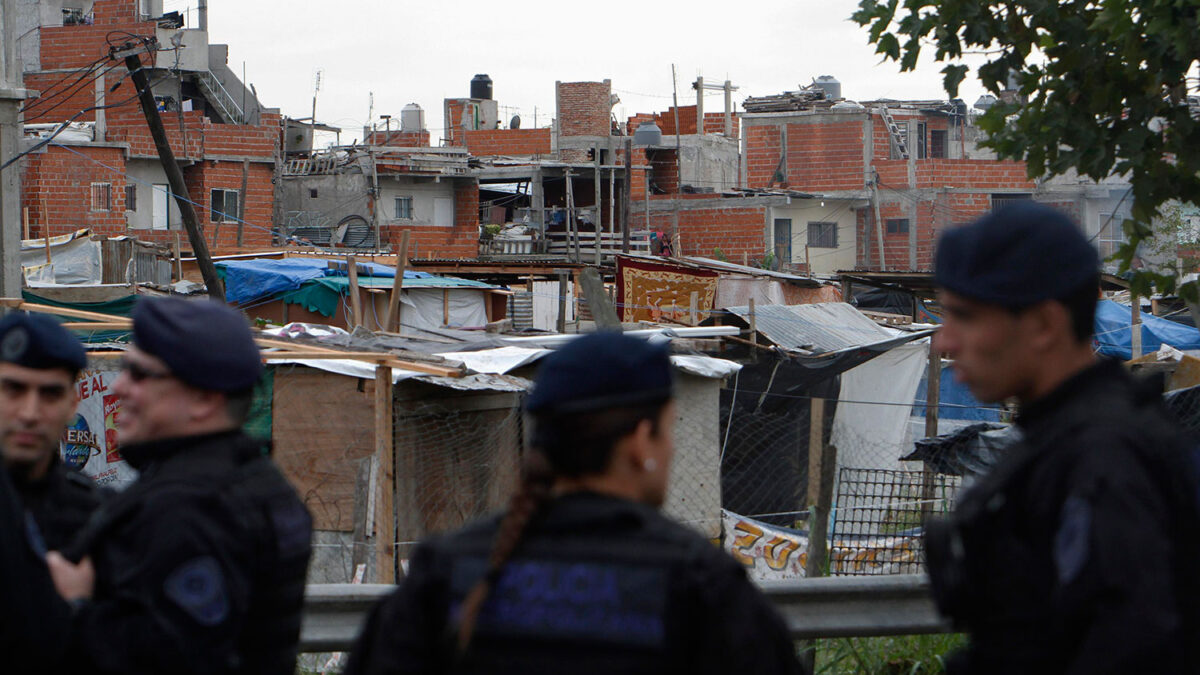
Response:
163,556,229,626
1054,496,1092,585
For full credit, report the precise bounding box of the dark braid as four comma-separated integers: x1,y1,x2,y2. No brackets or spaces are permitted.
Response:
455,451,554,655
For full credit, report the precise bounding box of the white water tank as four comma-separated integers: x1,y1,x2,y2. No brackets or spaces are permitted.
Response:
812,75,842,100
401,103,424,132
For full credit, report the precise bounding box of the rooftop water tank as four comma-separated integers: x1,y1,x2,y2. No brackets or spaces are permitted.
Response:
633,120,663,146
974,94,997,111
471,74,493,101
400,103,424,132
812,75,842,100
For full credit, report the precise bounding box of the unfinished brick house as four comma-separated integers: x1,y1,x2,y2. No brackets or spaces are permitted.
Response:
740,85,1150,275
16,0,279,250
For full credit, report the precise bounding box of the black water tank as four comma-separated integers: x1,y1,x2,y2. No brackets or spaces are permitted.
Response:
471,74,493,100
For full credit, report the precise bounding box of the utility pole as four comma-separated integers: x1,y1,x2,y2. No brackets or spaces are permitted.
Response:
621,138,632,253
0,0,27,298
120,43,224,300
671,65,681,255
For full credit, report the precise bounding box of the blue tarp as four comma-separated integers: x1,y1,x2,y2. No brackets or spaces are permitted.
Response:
913,367,1004,422
1094,299,1200,360
216,258,432,305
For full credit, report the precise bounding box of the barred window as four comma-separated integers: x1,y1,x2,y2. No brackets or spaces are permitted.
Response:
90,183,112,211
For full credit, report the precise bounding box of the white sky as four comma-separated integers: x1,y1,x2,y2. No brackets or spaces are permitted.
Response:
172,0,989,146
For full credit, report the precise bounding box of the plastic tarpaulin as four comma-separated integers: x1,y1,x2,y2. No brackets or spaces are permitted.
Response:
1095,299,1200,360
832,341,929,472
216,257,432,305
21,230,102,285
913,366,1004,422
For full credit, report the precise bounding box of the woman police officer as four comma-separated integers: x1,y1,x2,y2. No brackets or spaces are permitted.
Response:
346,331,805,675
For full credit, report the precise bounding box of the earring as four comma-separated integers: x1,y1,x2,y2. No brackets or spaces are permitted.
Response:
643,458,657,472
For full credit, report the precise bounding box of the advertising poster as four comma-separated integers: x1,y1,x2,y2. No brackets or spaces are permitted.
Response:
61,368,137,490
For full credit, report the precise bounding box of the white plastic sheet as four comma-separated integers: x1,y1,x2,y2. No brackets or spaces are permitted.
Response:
832,340,929,473
435,346,549,374
399,289,488,331
21,231,102,285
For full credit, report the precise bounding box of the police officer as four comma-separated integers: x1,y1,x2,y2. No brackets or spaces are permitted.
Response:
346,332,805,675
925,202,1200,674
0,313,106,551
46,297,313,675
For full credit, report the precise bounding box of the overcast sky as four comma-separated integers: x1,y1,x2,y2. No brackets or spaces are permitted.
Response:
172,0,989,146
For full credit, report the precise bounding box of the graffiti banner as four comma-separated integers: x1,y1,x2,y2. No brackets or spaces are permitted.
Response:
61,369,137,490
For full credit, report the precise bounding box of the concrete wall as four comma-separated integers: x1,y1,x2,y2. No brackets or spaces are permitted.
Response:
279,171,370,231
377,176,457,228
677,134,740,193
124,158,178,230
770,198,860,274
665,372,722,539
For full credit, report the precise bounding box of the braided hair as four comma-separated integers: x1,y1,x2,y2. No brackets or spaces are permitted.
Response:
453,399,670,656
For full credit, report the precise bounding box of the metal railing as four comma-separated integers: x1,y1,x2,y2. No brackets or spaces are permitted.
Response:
298,574,948,652
195,70,245,125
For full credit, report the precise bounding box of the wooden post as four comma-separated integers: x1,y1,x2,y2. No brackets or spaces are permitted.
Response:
556,270,569,333
805,397,830,578
748,297,757,346
236,157,249,248
689,290,698,326
383,230,410,333
346,254,361,330
593,146,602,265
441,288,449,326
173,232,182,282
921,348,942,519
22,206,29,240
123,50,224,300
742,251,749,267
43,223,51,263
373,365,395,582
566,169,579,263
579,267,620,329
622,139,632,254
1131,291,1143,358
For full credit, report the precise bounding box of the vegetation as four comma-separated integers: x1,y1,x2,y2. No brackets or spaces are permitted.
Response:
809,634,967,674
851,0,1200,301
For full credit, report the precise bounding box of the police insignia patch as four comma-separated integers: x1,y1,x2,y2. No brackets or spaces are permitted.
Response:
164,556,229,626
1,327,28,360
1054,496,1092,585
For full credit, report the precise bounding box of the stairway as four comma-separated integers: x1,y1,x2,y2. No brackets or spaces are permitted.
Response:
195,71,245,125
878,107,909,160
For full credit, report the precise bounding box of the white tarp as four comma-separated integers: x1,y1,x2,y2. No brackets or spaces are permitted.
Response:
61,369,138,490
532,280,574,331
400,289,488,331
268,358,426,383
436,346,549,374
831,340,929,472
21,230,102,285
670,355,742,379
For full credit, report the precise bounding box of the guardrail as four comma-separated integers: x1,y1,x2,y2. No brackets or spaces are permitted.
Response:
299,574,949,653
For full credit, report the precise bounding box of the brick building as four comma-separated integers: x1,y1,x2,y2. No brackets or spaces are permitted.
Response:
15,0,280,250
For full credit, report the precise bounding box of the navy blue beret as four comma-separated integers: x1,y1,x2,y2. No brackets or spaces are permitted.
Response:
527,332,673,415
0,312,86,374
935,201,1099,307
132,297,262,392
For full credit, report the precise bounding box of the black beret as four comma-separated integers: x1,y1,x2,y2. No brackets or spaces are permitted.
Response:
0,312,86,374
132,297,262,392
935,201,1100,307
527,332,673,415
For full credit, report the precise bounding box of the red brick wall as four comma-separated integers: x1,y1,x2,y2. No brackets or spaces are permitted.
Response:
444,99,468,146
625,108,738,139
176,161,275,249
557,81,611,137
20,145,129,238
630,202,766,260
364,130,431,147
744,124,784,187
463,128,551,156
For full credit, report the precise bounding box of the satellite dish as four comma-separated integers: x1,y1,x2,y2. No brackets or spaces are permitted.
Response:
510,115,521,129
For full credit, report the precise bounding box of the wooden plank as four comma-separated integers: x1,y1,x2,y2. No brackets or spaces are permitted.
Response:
1,300,125,323
805,397,830,579
254,337,345,353
383,230,410,333
374,365,396,583
61,322,132,331
346,254,362,330
260,351,463,377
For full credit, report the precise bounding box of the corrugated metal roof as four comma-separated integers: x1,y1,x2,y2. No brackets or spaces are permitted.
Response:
725,302,897,353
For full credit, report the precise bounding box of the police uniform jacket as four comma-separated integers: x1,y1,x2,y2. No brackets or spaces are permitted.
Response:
13,457,106,553
346,491,806,675
0,461,72,674
938,360,1200,675
66,430,313,675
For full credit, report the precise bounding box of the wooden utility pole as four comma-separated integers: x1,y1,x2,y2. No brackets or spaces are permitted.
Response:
670,65,682,253
805,397,835,578
921,348,942,520
556,269,569,333
346,254,361,329
373,365,396,582
121,46,224,300
593,145,602,265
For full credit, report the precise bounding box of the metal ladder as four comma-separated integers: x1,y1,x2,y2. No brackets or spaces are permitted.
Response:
878,106,909,160
195,71,245,125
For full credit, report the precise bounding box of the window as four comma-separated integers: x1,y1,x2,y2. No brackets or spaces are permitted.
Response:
916,122,927,159
309,188,319,199
886,218,910,235
1097,212,1127,260
807,221,838,248
394,196,413,220
773,218,792,263
124,184,137,212
210,188,239,223
930,129,947,159
991,193,1032,210
90,183,111,211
